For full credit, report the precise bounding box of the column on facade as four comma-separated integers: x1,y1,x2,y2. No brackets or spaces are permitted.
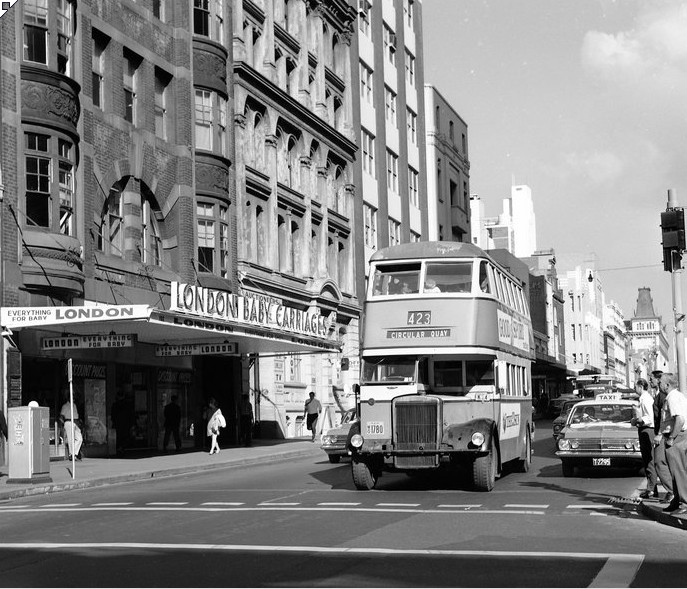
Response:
264,132,279,269
337,32,354,140
122,177,140,263
294,0,309,106
261,0,277,82
314,166,329,278
234,111,250,261
300,155,313,278
310,8,327,118
233,0,247,62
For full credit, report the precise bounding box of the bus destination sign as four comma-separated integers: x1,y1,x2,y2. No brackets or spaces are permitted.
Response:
387,327,451,339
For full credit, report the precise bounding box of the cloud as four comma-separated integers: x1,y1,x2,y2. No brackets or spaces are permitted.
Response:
562,151,625,186
581,1,687,79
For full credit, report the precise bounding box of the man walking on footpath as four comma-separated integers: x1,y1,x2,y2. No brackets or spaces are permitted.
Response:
303,391,322,442
163,395,182,451
633,378,658,498
651,370,674,502
239,393,254,447
659,373,687,513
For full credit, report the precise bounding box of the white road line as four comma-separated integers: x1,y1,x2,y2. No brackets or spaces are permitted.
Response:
566,504,620,510
0,542,645,563
201,502,245,506
376,503,421,507
257,502,301,506
145,502,188,506
504,504,549,509
437,504,482,508
317,502,361,506
41,504,81,507
589,555,644,588
91,503,133,507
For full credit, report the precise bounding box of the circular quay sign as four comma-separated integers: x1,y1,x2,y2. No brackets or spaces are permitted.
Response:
169,282,335,343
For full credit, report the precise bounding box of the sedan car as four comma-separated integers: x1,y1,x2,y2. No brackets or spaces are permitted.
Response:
555,396,641,477
321,408,358,463
552,400,581,439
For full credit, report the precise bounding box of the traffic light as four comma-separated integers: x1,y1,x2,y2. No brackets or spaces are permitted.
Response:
661,207,686,271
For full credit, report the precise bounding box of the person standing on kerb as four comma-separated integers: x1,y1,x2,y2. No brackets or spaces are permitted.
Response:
60,390,83,461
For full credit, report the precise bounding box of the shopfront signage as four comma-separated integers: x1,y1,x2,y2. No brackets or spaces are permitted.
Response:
42,334,135,350
155,342,238,357
169,282,333,340
1,305,151,329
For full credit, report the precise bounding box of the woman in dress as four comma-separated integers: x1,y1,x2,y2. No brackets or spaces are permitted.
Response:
206,397,225,455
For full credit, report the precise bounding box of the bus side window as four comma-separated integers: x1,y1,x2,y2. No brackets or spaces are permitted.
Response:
479,261,491,293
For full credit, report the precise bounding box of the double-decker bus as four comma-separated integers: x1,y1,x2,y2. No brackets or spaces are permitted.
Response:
350,242,535,491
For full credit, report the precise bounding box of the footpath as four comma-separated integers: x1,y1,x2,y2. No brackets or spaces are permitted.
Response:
0,438,322,502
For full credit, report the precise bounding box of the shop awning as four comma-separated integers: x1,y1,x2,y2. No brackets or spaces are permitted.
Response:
0,304,341,355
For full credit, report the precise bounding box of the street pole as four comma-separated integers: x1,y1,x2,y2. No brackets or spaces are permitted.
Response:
667,189,687,393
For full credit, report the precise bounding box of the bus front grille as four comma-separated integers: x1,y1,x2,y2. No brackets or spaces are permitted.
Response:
393,398,440,469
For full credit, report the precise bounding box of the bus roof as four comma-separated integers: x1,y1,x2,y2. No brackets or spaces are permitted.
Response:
370,241,489,262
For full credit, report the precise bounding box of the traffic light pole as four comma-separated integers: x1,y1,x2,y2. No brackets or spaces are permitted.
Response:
667,189,687,393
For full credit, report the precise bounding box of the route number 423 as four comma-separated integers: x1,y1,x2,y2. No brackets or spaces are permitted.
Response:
407,311,431,325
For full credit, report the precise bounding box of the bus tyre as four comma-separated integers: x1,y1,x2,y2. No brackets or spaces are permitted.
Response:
561,460,575,477
328,455,341,464
473,436,498,492
352,456,378,490
516,429,532,473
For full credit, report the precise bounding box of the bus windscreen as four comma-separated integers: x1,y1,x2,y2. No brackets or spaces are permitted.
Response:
362,356,417,383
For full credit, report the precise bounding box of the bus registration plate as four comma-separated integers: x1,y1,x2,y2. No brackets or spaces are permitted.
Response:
366,422,384,435
592,458,610,466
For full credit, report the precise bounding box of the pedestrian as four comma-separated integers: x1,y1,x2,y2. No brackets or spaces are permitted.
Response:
650,370,674,502
111,390,130,456
303,391,322,442
632,378,658,499
206,397,225,455
60,390,83,461
239,393,254,447
162,395,182,451
658,373,687,513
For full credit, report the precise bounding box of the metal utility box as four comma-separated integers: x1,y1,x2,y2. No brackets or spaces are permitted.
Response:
7,406,52,484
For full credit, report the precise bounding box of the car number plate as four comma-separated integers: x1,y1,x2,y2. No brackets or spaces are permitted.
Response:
592,458,611,466
366,421,384,435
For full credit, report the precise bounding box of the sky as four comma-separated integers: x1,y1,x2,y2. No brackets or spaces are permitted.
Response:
422,0,687,329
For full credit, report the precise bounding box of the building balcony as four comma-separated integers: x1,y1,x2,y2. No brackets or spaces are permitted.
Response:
21,229,84,296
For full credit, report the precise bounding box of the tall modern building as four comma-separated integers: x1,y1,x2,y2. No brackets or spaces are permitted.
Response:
424,84,470,242
470,184,537,257
0,0,357,459
356,0,428,276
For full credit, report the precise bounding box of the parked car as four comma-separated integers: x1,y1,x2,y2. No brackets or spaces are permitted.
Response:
555,395,641,477
548,394,581,417
552,400,581,439
321,408,358,463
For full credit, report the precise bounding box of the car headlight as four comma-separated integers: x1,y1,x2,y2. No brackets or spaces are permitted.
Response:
350,434,364,448
558,439,570,450
471,432,485,446
570,440,579,449
553,425,561,433
625,441,635,450
322,435,335,445
633,440,641,451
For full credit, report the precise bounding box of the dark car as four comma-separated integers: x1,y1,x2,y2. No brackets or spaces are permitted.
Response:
552,400,581,439
321,408,358,463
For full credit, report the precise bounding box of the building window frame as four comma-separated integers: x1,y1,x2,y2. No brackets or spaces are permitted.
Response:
408,166,419,208
123,48,141,125
386,149,398,193
362,129,375,178
23,0,48,65
404,50,415,86
364,203,377,249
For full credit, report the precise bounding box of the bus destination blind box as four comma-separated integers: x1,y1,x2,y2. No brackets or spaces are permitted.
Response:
661,207,685,272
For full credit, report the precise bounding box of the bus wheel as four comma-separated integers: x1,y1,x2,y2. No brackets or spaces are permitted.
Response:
473,437,498,492
516,429,532,473
561,460,575,477
352,456,378,490
328,455,341,464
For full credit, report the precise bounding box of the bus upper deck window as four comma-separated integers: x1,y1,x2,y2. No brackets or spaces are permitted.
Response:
425,262,473,293
371,263,421,296
479,261,491,293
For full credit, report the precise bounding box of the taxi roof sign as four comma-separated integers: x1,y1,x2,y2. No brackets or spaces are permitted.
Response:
595,392,622,401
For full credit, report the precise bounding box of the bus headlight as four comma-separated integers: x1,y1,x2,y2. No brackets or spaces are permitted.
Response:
558,439,570,450
350,434,364,448
471,432,485,446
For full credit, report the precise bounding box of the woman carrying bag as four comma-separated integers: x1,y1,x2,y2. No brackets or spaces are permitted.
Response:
206,398,226,455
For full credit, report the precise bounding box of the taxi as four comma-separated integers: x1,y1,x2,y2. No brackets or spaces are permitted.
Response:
321,408,359,464
555,393,641,477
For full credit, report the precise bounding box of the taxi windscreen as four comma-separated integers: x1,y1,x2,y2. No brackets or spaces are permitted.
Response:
569,404,634,424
